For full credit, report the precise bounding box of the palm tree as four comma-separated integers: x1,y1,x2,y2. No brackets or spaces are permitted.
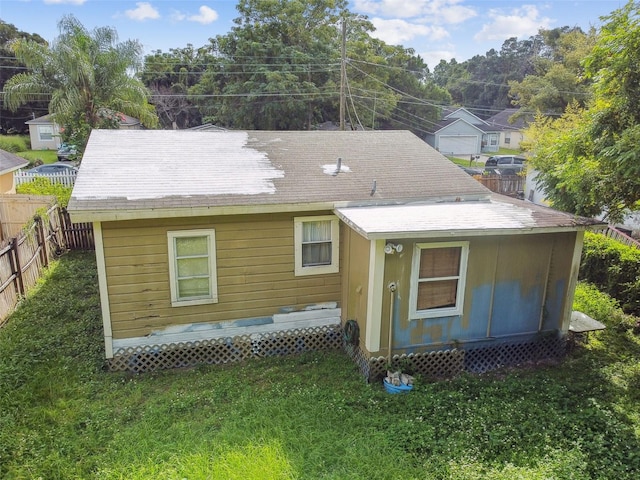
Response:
3,15,158,148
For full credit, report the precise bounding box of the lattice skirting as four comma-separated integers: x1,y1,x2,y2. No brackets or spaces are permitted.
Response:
349,335,567,382
108,324,343,373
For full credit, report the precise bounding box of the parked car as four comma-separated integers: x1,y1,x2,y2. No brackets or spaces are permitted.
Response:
484,155,527,175
27,162,78,174
57,143,77,161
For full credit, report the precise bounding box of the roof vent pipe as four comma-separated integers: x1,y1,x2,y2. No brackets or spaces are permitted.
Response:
334,157,342,176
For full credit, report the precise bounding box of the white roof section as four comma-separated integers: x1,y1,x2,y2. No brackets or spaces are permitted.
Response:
73,130,284,200
335,196,602,239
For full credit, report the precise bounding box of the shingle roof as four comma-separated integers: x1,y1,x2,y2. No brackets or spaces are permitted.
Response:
68,129,491,221
485,108,533,130
0,149,29,174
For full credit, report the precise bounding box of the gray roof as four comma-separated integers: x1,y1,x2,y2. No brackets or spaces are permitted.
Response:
485,108,533,130
0,149,29,174
69,129,492,221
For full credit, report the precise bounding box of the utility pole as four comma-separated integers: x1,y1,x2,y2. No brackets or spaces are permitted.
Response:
339,17,346,131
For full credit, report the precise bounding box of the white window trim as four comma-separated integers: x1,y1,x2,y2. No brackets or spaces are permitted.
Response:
294,215,339,276
38,125,54,141
167,229,218,307
409,241,469,319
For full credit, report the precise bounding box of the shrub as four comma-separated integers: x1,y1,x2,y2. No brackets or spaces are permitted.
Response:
573,282,630,328
0,134,29,152
16,177,72,207
580,232,640,316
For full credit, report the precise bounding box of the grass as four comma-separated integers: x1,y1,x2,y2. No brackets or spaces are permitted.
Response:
1,252,640,479
0,134,58,165
447,148,524,168
17,149,58,164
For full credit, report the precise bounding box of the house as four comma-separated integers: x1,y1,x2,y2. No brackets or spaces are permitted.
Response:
68,129,603,378
425,107,501,156
25,112,141,150
0,149,28,194
485,108,534,151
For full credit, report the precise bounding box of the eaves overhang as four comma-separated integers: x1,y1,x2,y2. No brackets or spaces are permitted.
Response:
334,200,606,240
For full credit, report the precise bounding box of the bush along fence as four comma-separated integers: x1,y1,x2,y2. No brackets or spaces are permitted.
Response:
580,230,640,316
0,205,94,324
14,170,77,189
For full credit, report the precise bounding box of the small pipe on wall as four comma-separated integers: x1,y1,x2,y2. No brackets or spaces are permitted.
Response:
387,281,397,365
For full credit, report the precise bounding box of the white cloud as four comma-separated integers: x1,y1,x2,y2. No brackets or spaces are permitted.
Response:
474,5,553,41
125,2,160,22
44,0,86,4
420,48,457,67
371,17,449,45
353,0,476,23
188,6,219,25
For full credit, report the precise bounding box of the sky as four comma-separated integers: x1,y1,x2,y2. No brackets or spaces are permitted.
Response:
0,0,628,68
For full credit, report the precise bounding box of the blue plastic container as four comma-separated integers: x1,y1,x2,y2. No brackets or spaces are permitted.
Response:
383,378,414,394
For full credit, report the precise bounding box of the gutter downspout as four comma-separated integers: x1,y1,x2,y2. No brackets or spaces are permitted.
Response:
387,282,397,365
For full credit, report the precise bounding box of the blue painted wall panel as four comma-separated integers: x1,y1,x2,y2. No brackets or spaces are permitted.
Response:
489,281,543,336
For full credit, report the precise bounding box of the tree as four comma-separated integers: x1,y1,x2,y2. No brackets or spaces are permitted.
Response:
186,0,447,135
526,1,640,223
508,27,595,116
190,0,345,130
3,15,158,148
141,45,210,129
0,21,48,133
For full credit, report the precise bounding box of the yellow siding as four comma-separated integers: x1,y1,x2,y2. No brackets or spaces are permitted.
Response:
341,227,371,351
102,212,341,339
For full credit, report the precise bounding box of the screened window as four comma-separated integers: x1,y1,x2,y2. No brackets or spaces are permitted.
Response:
410,242,469,319
38,125,53,141
294,216,339,276
167,230,218,307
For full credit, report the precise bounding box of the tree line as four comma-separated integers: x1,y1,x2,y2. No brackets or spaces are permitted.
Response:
2,0,640,225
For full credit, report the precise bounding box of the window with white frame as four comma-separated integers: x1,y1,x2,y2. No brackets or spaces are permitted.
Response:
38,125,53,141
294,215,339,276
410,241,469,319
167,229,218,307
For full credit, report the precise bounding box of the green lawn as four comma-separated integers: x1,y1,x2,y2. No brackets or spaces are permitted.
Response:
17,149,58,164
1,252,640,479
0,134,58,164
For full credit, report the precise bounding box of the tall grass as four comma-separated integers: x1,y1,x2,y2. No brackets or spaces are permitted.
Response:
1,252,639,479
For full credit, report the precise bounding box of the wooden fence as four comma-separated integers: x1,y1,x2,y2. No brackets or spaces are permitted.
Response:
475,174,524,197
595,225,640,250
0,205,94,325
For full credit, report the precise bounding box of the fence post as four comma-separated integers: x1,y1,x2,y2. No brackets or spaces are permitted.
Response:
35,216,48,268
9,237,24,297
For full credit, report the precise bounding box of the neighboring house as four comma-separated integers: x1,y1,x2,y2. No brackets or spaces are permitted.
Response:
425,107,501,156
485,108,534,151
25,112,141,150
25,115,62,151
0,149,28,194
68,129,603,378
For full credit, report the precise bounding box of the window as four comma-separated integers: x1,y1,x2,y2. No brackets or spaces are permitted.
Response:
410,241,469,319
167,229,218,307
294,216,339,276
504,132,511,144
38,125,53,141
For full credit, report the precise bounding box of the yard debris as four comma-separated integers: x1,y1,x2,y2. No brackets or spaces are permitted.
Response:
386,370,414,386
